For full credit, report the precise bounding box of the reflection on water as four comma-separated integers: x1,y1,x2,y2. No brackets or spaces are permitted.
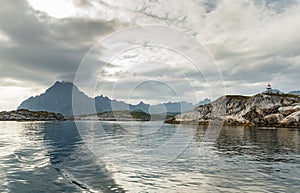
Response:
0,121,124,193
43,122,125,192
0,121,299,192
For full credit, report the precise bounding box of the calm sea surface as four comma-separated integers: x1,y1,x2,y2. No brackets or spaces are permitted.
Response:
0,121,299,192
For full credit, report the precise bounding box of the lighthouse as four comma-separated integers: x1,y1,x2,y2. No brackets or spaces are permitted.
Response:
266,83,272,93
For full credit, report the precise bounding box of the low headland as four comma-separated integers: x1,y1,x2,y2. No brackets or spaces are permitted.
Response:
0,109,173,122
69,110,176,121
0,109,65,121
165,93,300,128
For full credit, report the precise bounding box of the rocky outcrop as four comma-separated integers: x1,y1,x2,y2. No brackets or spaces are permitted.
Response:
0,109,65,121
264,114,284,126
278,105,300,116
280,111,300,127
166,93,300,127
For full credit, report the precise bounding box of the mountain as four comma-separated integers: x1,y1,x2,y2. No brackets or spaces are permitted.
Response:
18,81,195,116
18,81,94,116
262,88,284,94
18,81,131,116
166,93,300,127
95,95,129,113
198,98,211,106
288,91,300,96
129,101,150,113
128,101,194,114
149,101,194,114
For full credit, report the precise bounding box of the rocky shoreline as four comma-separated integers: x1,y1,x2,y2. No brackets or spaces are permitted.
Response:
165,93,300,128
0,109,65,121
69,110,151,121
0,109,169,122
69,110,173,121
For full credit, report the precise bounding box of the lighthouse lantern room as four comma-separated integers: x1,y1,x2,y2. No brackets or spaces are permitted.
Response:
266,83,272,93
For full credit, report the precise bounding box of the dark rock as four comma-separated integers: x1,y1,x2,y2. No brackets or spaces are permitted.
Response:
0,109,65,121
264,114,284,126
242,107,265,126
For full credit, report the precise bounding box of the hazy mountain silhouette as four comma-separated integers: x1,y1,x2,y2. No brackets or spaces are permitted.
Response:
18,81,94,116
129,101,150,113
18,81,196,116
198,98,211,106
149,102,194,114
288,91,300,95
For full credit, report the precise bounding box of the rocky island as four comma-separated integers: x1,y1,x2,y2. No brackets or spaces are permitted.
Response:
166,93,300,128
0,109,65,121
69,110,175,121
70,110,151,121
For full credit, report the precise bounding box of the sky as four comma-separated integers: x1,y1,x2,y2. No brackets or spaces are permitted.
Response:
0,0,300,110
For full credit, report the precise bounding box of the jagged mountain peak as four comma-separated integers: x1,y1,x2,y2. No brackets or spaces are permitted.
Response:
43,81,74,95
18,81,197,116
52,80,75,87
138,101,148,105
18,81,93,116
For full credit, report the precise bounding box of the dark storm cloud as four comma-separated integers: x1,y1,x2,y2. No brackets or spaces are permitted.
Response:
0,0,123,87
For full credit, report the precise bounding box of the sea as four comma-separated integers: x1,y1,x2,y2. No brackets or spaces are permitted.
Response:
0,121,299,192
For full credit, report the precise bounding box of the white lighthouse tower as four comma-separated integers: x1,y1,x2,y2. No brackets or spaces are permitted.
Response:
266,83,272,93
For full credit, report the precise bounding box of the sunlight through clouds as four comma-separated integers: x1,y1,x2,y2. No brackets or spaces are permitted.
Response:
0,86,43,111
27,0,76,18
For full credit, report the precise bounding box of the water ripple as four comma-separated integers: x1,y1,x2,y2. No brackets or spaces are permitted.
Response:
0,121,299,192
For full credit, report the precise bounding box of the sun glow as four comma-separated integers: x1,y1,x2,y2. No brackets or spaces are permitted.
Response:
27,0,76,18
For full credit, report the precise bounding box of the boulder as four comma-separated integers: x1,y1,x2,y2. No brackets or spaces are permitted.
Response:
264,114,284,125
280,111,300,126
278,106,299,116
175,111,200,122
242,107,265,126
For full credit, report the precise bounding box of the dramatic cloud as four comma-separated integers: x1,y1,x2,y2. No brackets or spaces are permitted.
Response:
71,0,300,93
0,0,300,110
0,0,124,110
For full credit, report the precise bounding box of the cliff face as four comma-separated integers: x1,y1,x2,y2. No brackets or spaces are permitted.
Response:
169,93,300,127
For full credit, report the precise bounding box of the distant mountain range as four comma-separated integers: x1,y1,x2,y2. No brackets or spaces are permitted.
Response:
262,89,300,96
198,98,211,106
18,81,200,116
262,89,284,94
288,91,300,95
